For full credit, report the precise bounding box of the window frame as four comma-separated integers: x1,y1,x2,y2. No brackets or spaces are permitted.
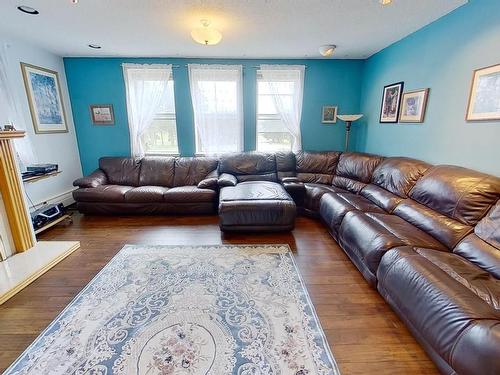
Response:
255,72,296,152
141,79,180,156
189,64,244,155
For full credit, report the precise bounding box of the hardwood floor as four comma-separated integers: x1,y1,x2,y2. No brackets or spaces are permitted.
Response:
0,213,439,374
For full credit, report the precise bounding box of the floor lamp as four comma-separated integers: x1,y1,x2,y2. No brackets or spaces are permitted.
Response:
337,114,363,151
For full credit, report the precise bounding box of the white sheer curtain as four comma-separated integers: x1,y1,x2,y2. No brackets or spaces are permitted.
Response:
259,65,305,152
0,43,36,166
188,64,243,154
123,63,172,158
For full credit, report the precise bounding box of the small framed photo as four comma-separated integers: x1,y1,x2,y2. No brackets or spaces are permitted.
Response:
466,63,500,121
380,81,404,123
322,106,338,124
90,104,115,125
21,63,68,134
399,89,430,123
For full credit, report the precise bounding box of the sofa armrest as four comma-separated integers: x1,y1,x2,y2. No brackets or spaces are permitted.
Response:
73,169,108,188
197,169,219,190
218,173,238,187
281,176,300,183
282,180,305,206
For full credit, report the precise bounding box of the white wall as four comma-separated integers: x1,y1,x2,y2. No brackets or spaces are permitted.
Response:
1,34,82,209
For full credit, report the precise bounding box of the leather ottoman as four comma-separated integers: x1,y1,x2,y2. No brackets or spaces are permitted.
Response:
219,181,296,232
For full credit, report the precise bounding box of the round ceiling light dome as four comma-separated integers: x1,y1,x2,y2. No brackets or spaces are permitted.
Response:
319,45,336,57
17,5,39,15
191,19,222,46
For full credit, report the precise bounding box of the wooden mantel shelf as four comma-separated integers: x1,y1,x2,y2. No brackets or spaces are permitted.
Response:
0,131,26,139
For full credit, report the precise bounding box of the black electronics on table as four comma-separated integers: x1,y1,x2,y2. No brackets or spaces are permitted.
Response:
30,203,66,231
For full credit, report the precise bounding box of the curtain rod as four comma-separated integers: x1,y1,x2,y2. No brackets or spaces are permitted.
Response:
121,63,307,69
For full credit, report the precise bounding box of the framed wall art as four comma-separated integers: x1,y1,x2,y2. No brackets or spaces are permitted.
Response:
399,88,430,123
380,81,404,123
90,104,115,125
20,62,68,134
322,105,338,124
466,63,500,121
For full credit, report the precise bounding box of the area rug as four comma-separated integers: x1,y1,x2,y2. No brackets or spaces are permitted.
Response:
5,244,340,375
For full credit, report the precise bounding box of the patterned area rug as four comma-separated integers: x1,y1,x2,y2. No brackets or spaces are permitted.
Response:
5,244,340,375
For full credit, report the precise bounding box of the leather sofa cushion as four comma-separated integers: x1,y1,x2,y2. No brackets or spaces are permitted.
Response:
220,181,291,201
276,151,296,181
303,183,347,212
394,199,473,249
295,151,340,184
332,152,384,193
139,156,175,187
100,157,141,187
453,202,500,278
338,211,447,284
360,184,404,212
163,186,216,203
124,186,169,203
219,152,277,182
319,192,384,239
174,157,218,187
73,185,133,203
377,247,500,375
370,157,431,197
409,165,500,226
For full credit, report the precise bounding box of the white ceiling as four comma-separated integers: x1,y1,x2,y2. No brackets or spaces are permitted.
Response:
0,0,467,59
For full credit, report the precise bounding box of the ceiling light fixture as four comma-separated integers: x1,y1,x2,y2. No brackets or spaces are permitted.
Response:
88,44,102,49
379,0,393,5
319,45,336,57
191,19,222,46
17,5,39,15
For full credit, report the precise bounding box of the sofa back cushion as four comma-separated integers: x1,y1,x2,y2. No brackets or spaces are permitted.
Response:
371,157,431,197
409,165,500,226
173,157,218,187
100,157,141,187
139,156,175,187
394,199,473,249
332,152,384,193
219,152,277,182
295,151,340,184
276,151,296,181
454,201,500,278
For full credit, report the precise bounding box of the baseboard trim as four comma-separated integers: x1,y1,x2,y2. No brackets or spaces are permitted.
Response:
29,189,76,211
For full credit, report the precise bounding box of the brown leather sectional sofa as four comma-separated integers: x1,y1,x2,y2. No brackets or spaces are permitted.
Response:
73,151,500,375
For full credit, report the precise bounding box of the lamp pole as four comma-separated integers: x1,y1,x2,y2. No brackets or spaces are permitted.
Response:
344,120,352,151
336,114,363,153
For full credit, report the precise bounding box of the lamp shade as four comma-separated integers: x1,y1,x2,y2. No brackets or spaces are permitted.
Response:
191,20,222,45
337,114,363,122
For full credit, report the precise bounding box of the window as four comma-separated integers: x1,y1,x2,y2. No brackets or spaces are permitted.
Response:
188,64,243,154
257,65,305,152
123,63,178,157
140,80,179,155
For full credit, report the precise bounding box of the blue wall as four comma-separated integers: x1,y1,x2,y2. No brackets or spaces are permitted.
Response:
358,0,500,175
64,58,364,174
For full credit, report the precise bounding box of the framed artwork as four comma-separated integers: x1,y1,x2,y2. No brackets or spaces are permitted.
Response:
20,63,68,134
90,104,115,125
399,88,430,123
466,63,500,121
322,105,338,124
380,81,404,123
